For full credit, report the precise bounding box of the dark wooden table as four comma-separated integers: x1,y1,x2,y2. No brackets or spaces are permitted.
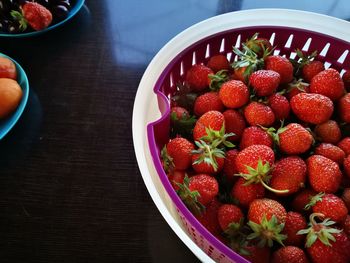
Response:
0,1,348,262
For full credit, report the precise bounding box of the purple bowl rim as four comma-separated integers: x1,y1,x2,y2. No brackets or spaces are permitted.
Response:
146,24,350,262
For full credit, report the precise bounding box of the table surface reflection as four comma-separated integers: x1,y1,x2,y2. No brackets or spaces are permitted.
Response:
0,1,349,262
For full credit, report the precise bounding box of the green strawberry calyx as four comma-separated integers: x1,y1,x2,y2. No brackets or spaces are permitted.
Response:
237,159,289,194
170,111,197,139
176,175,205,216
297,213,342,247
247,214,287,247
200,124,235,148
209,70,230,91
290,49,318,77
192,139,225,172
10,10,28,32
304,192,324,210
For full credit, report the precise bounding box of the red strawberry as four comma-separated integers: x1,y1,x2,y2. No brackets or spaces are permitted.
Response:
265,55,294,84
244,102,275,127
338,137,350,156
231,177,265,208
286,79,310,100
192,149,225,174
342,188,350,211
168,170,186,191
249,69,281,96
170,106,189,119
223,109,246,142
231,66,248,83
271,246,309,263
196,198,222,236
270,156,307,196
278,123,313,155
163,137,195,171
185,64,213,91
315,143,345,164
219,80,249,108
207,54,230,73
188,174,219,206
245,33,273,57
344,155,350,179
217,204,244,232
268,93,290,120
193,92,224,116
223,149,239,184
314,120,342,144
302,60,325,82
235,144,274,174
310,68,345,101
298,213,350,263
290,93,334,124
343,70,350,91
338,93,350,123
193,110,224,141
17,2,53,31
240,126,273,150
307,155,342,193
247,198,287,247
308,193,348,223
242,245,271,263
292,189,317,213
282,212,307,247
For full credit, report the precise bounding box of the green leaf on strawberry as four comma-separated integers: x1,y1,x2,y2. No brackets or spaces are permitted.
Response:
192,139,225,172
209,70,230,91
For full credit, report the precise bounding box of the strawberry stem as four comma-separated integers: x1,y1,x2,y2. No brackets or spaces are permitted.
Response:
260,179,289,194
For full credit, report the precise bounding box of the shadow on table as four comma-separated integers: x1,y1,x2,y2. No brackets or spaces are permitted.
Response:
0,90,42,169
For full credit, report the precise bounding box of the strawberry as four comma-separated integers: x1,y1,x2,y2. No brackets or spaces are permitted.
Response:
235,144,274,174
343,70,350,91
196,198,222,236
298,213,350,263
244,102,275,127
315,143,345,164
249,69,281,97
223,149,239,184
193,110,224,141
286,79,310,100
310,68,345,101
168,170,186,191
278,123,313,155
222,109,246,142
271,246,309,263
314,120,342,144
344,155,350,179
302,60,325,83
282,212,307,247
338,93,350,123
242,245,271,263
245,33,272,57
270,156,307,196
239,126,273,150
217,204,244,233
162,137,195,171
307,155,342,193
232,45,265,79
292,189,317,214
267,93,290,121
207,54,230,73
219,80,249,108
247,198,287,247
338,137,350,156
290,93,334,124
185,64,213,91
231,66,248,83
265,55,294,84
342,188,350,210
307,193,348,223
13,2,53,31
193,92,224,116
231,177,265,208
188,174,219,206
170,106,189,119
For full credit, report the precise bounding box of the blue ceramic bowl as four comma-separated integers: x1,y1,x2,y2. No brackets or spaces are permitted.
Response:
0,53,29,139
0,0,85,37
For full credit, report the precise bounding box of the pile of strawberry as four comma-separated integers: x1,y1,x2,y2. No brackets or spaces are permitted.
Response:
161,33,350,263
